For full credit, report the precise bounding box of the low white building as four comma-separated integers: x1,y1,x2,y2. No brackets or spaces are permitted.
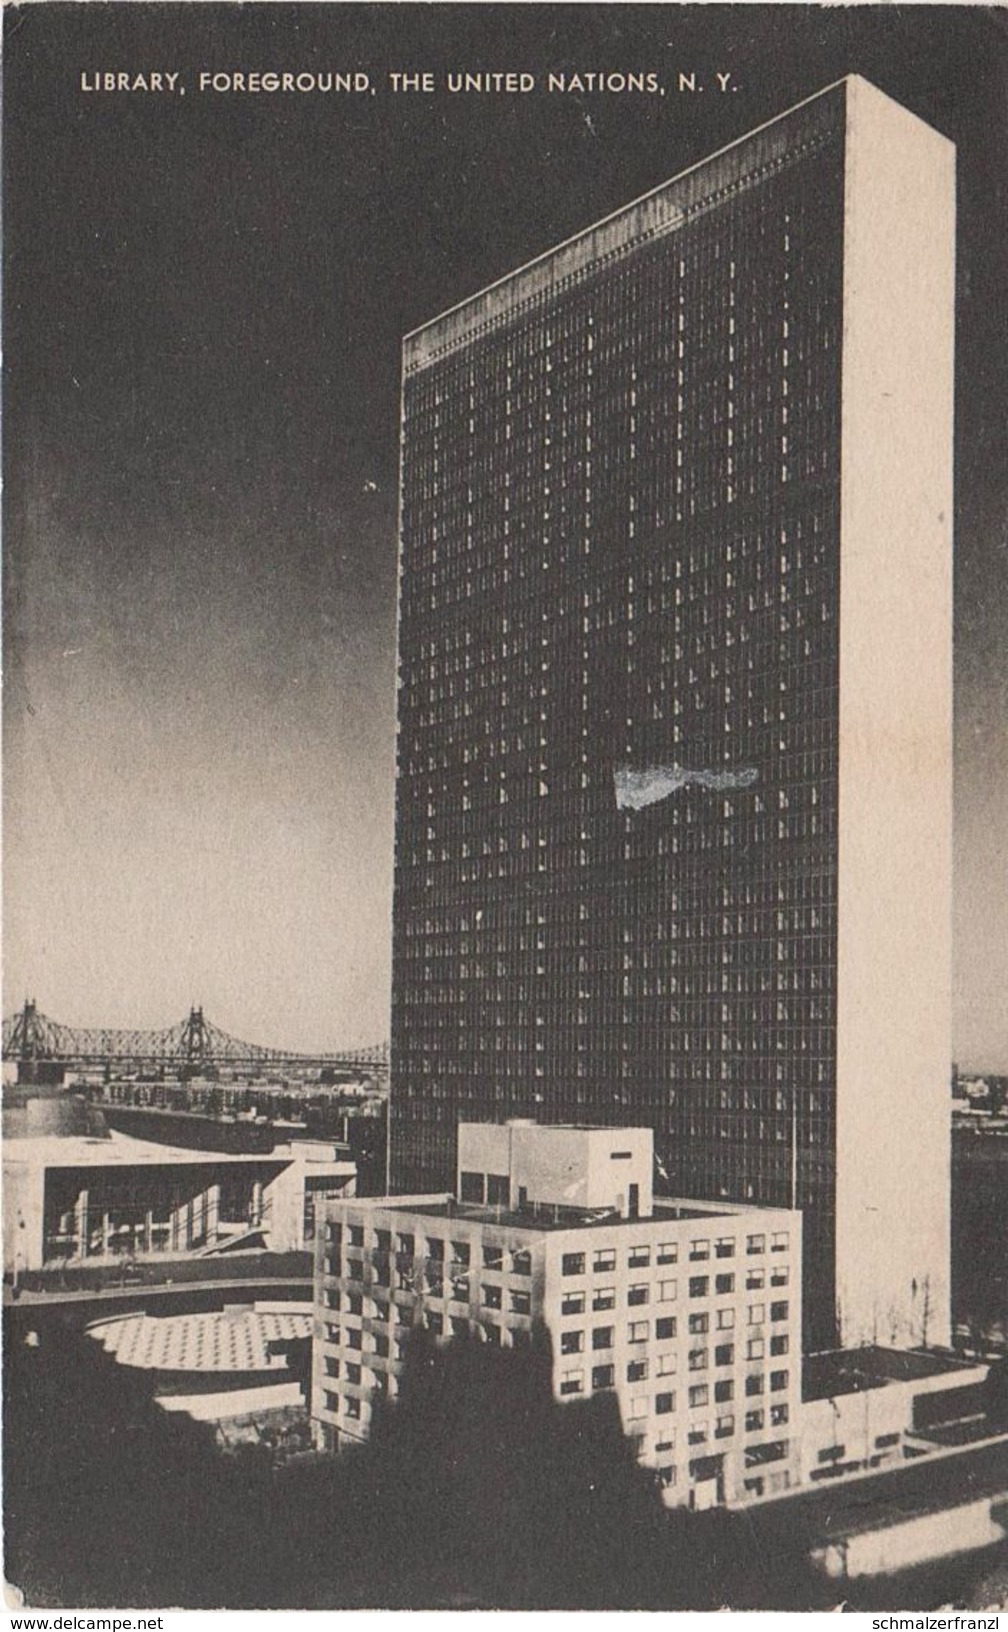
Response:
312,1121,802,1510
3,1131,355,1271
799,1346,991,1484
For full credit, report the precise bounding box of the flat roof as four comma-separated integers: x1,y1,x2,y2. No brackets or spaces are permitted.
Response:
2,1130,354,1172
462,1121,648,1134
803,1346,984,1403
332,1194,794,1233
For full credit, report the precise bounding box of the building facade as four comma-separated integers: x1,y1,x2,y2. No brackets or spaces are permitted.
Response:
313,1122,802,1508
2,1132,355,1272
390,77,954,1352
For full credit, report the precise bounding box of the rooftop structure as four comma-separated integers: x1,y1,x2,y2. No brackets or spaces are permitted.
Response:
389,77,955,1354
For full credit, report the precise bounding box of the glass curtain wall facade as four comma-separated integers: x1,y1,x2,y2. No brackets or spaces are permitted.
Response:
390,80,952,1354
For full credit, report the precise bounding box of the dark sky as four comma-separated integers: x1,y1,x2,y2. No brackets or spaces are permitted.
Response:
3,4,1006,1062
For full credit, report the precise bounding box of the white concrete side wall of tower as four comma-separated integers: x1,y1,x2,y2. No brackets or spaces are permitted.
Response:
835,76,955,1349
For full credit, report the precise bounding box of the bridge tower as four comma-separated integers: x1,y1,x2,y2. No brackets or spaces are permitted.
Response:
180,1005,216,1080
7,998,65,1086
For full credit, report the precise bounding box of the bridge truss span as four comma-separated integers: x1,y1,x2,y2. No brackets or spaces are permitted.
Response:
1,1000,388,1079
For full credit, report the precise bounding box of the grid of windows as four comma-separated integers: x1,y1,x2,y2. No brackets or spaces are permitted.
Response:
314,1199,800,1511
391,90,847,1352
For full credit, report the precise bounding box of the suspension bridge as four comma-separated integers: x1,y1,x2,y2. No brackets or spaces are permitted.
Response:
1,999,388,1081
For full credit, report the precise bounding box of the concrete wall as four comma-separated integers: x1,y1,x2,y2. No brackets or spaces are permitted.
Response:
3,1158,45,1273
813,1498,1008,1582
802,1383,912,1482
457,1123,512,1193
511,1124,652,1215
835,76,955,1349
586,1127,653,1217
265,1153,356,1252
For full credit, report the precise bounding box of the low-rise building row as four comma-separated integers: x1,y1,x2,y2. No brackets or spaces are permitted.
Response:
310,1121,989,1512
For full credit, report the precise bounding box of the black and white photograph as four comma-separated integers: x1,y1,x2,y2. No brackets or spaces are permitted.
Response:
3,1,1007,1612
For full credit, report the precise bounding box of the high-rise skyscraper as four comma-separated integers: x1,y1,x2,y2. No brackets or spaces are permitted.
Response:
389,77,954,1354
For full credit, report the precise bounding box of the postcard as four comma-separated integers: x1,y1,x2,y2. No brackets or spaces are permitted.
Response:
3,3,1007,1613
